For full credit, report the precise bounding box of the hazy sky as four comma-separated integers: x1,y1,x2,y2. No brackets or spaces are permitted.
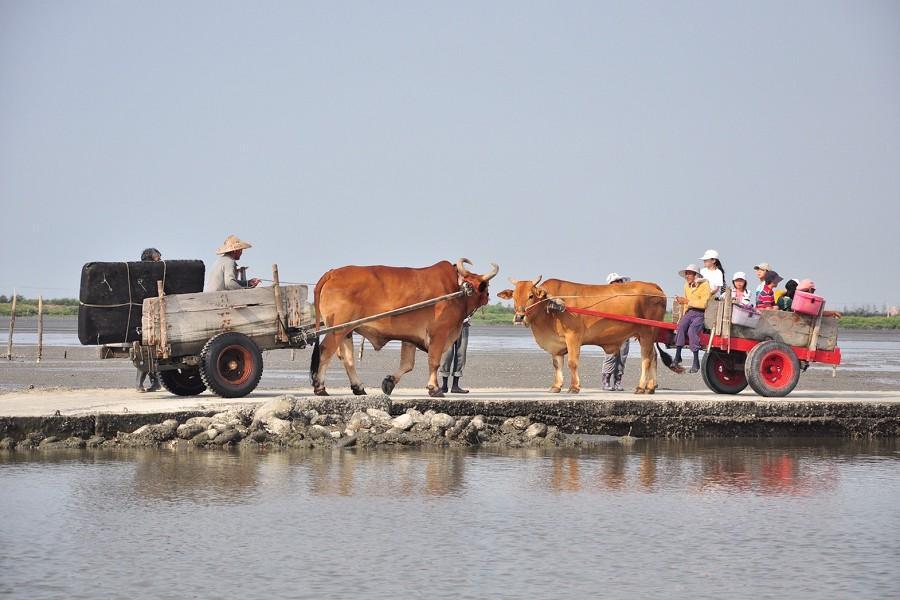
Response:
2,1,898,307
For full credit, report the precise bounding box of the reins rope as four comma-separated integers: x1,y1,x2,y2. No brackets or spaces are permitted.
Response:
522,292,675,315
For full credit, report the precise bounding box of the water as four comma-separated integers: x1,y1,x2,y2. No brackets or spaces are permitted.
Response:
2,441,898,598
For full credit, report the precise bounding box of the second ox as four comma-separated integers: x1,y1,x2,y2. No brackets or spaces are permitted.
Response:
310,259,498,397
497,277,671,394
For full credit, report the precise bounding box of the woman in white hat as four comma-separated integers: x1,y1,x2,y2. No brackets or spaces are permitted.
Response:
699,249,725,298
674,264,711,373
601,272,631,391
205,235,262,292
731,272,752,306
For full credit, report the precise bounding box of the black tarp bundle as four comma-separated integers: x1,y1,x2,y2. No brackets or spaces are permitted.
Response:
78,260,205,345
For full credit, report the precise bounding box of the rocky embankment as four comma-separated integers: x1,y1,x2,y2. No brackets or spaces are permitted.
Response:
0,396,568,451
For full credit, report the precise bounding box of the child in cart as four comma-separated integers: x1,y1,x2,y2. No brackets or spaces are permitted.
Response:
731,272,752,306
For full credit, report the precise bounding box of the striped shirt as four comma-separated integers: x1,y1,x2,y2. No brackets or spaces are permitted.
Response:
756,284,776,309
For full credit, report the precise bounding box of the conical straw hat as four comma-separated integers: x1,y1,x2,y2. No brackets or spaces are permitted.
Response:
216,235,252,255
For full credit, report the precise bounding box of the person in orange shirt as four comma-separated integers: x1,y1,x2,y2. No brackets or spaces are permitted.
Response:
674,264,711,373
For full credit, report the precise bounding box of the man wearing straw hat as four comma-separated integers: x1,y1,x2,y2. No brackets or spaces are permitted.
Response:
206,235,262,292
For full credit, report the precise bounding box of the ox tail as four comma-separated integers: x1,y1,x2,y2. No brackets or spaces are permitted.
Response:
309,336,321,386
656,343,683,373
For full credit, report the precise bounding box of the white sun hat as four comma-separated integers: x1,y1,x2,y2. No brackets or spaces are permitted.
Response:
605,272,631,284
699,249,719,261
732,271,747,282
678,264,701,278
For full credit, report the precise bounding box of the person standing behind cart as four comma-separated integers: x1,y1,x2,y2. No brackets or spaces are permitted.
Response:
601,272,631,391
439,318,470,394
136,247,162,392
699,249,725,298
674,264,711,373
206,235,262,292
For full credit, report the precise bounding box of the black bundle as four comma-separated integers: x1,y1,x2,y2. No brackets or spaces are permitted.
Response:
77,260,205,345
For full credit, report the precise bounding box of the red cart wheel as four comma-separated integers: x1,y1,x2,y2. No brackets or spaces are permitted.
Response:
701,349,748,394
744,341,800,397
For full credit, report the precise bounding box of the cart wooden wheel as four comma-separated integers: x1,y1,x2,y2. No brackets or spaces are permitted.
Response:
200,332,264,398
160,367,207,396
744,340,801,397
701,349,748,394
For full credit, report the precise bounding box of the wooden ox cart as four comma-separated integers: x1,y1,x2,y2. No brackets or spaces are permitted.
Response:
560,290,841,397
104,266,471,398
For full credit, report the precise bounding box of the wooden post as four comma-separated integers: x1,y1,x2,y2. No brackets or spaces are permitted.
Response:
6,289,17,360
157,281,169,359
272,264,288,343
36,296,44,363
807,303,824,354
722,288,733,353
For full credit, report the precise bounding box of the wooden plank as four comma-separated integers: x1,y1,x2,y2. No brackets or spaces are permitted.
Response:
157,281,170,358
704,302,838,351
272,264,287,343
141,285,314,350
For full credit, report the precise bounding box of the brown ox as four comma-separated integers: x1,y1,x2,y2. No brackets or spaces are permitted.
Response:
497,277,668,394
310,259,498,397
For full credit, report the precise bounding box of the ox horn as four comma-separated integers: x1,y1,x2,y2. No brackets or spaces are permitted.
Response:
508,277,519,285
480,263,499,282
532,275,543,286
456,258,473,277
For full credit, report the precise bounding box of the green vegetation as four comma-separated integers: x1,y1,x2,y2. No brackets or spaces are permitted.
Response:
837,316,900,330
0,296,79,317
470,303,516,325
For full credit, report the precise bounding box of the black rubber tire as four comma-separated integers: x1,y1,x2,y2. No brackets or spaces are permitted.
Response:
744,340,801,397
200,332,264,398
159,367,207,396
701,349,748,394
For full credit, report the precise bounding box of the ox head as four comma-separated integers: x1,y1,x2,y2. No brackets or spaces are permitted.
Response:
456,258,499,312
497,276,546,325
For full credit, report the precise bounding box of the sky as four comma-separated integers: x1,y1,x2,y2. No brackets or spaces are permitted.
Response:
1,0,899,308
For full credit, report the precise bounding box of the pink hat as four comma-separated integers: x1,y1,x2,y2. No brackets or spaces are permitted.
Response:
797,279,816,292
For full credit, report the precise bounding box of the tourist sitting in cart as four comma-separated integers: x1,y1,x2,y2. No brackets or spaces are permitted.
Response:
206,235,262,292
756,270,783,310
674,263,711,373
731,272,752,306
751,261,770,306
699,249,725,298
778,279,799,311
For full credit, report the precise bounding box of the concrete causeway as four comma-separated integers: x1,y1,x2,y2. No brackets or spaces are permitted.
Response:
2,387,899,439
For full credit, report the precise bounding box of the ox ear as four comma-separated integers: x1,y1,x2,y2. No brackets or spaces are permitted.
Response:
496,289,514,300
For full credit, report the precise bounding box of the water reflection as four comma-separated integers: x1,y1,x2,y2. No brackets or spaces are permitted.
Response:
2,438,895,503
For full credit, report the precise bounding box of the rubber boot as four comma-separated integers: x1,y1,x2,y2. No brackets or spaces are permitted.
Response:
440,377,449,394
135,370,147,393
673,347,683,369
451,376,469,394
613,374,624,391
146,372,162,392
601,374,613,391
689,351,701,373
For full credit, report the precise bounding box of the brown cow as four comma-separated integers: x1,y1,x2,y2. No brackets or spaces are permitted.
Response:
310,259,498,397
497,277,669,394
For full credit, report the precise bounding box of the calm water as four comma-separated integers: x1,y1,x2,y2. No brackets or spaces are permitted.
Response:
2,441,899,598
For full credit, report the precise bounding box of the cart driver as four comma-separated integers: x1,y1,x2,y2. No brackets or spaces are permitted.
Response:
206,235,262,292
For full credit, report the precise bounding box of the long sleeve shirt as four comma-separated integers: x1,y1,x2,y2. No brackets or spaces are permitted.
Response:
683,280,712,310
205,256,245,292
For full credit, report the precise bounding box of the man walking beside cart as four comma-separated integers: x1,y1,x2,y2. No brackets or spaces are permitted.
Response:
601,272,631,391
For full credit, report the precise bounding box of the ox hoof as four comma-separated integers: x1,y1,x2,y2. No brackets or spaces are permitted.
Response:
549,386,562,393
646,387,656,395
314,387,329,397
427,386,445,398
567,387,580,394
381,376,396,395
634,387,645,395
351,384,367,396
